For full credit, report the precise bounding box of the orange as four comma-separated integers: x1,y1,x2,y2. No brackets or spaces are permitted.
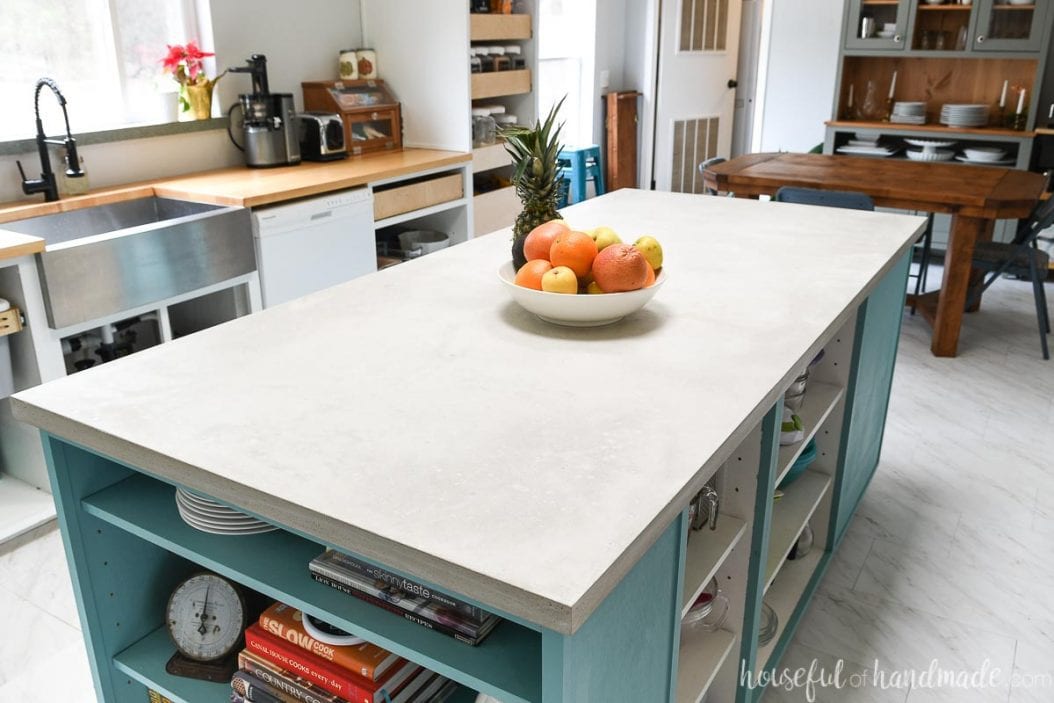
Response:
549,231,598,279
514,260,553,290
592,244,649,292
523,221,569,262
643,263,656,288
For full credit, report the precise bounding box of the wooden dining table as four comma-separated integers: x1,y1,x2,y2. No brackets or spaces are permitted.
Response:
702,152,1046,357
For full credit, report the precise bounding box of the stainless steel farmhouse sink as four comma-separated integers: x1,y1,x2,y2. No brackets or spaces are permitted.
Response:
1,197,256,328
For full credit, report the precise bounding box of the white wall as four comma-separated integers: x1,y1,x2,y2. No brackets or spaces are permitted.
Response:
592,0,627,147
0,0,362,204
755,0,844,153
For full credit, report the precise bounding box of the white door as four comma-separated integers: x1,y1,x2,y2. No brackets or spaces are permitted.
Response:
652,0,743,192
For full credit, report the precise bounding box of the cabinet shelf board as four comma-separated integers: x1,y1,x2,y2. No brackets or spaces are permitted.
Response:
85,474,542,703
827,120,1035,138
764,472,832,593
861,0,898,4
374,197,469,230
918,4,971,10
675,628,736,703
473,186,519,236
470,13,532,40
114,626,228,703
757,549,825,669
993,4,1035,8
473,142,513,173
472,70,532,100
681,517,747,617
776,383,843,487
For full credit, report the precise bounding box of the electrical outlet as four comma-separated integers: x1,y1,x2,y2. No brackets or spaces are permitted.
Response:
599,69,610,90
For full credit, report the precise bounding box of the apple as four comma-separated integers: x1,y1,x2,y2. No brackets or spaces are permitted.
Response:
586,281,605,294
634,236,664,270
541,266,578,294
592,226,622,252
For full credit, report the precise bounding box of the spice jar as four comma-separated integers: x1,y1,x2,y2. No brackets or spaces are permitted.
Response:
488,46,510,71
490,0,513,13
338,49,358,80
475,46,493,72
504,45,525,70
469,49,482,74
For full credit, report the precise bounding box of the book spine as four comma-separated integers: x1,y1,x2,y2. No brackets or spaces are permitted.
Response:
309,564,495,640
244,625,374,703
258,603,393,679
315,551,486,622
310,572,486,646
232,671,288,703
238,651,341,703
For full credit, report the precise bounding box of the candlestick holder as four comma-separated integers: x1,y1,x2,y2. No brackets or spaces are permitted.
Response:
883,97,894,122
1006,111,1028,132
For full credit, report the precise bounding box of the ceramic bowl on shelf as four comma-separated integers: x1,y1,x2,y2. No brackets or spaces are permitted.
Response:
963,146,1007,162
904,138,957,151
498,262,666,327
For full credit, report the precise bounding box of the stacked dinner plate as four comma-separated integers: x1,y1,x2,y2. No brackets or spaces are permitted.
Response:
956,145,1015,166
891,102,926,125
940,104,989,128
175,487,278,535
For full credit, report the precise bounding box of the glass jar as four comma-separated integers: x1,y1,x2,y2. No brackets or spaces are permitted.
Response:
472,108,497,147
488,46,510,71
475,47,493,73
469,49,482,74
490,0,513,13
504,45,525,70
682,577,729,633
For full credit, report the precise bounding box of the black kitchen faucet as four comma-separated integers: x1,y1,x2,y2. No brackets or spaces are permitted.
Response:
17,78,84,202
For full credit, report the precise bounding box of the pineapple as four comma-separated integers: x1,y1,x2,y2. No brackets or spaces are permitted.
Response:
501,97,566,269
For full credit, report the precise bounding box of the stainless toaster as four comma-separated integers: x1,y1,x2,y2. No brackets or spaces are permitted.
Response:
297,112,347,161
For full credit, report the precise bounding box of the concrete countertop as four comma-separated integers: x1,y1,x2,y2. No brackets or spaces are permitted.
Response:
10,189,924,634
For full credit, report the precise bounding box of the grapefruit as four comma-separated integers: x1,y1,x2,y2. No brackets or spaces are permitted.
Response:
514,260,554,290
592,244,649,292
523,221,569,262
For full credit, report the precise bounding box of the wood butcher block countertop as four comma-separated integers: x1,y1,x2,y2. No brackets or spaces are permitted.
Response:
0,148,471,232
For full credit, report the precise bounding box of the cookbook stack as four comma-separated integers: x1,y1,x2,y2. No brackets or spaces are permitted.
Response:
232,601,461,703
309,549,503,646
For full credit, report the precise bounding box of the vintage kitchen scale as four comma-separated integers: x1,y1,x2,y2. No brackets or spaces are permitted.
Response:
164,572,249,682
302,79,403,156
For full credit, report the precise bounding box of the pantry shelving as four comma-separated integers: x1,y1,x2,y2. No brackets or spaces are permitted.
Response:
681,516,748,616
676,628,736,703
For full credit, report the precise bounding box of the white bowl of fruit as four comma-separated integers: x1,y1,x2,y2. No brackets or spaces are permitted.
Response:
499,221,666,327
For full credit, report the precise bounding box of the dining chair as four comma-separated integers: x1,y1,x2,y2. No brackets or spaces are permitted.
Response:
698,157,727,195
965,196,1054,359
774,187,935,314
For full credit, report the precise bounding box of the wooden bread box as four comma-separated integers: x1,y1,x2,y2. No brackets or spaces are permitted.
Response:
302,80,403,156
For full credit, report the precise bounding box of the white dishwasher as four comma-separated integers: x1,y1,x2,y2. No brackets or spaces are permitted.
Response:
252,188,377,308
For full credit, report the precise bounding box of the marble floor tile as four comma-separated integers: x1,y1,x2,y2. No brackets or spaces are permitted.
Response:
1009,637,1054,703
0,587,82,687
819,519,875,593
0,638,93,702
0,525,80,629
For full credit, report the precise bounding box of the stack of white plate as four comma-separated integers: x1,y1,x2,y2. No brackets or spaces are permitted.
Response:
940,104,989,128
905,138,957,152
891,102,926,125
175,487,277,535
836,144,899,157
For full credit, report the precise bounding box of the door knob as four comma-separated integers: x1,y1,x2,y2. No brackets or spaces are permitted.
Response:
727,79,738,89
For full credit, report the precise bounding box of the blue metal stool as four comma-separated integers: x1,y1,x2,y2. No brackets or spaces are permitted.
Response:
558,146,605,206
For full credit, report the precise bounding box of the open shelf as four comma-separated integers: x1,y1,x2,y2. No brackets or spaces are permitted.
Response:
473,141,513,173
918,4,970,9
681,516,747,617
764,472,832,593
776,382,843,487
757,550,825,669
471,70,532,100
827,120,1033,138
675,628,736,703
470,13,532,40
473,185,519,236
84,474,542,703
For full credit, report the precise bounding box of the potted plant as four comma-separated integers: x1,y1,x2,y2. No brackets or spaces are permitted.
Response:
501,97,566,270
162,42,224,121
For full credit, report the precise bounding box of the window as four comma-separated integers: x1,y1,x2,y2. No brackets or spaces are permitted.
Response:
0,0,211,141
537,0,596,147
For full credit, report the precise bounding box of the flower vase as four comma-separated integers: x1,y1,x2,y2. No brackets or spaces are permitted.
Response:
179,81,215,121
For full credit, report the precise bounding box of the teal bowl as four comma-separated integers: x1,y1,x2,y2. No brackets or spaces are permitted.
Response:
779,439,817,489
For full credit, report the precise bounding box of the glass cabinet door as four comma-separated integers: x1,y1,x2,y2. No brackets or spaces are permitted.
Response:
972,0,1050,52
845,0,912,50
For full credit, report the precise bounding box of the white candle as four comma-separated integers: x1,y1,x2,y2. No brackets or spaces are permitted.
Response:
1016,88,1026,115
848,84,855,108
888,71,897,99
999,79,1008,108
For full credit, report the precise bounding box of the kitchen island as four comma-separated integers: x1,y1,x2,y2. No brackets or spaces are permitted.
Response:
12,190,924,703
